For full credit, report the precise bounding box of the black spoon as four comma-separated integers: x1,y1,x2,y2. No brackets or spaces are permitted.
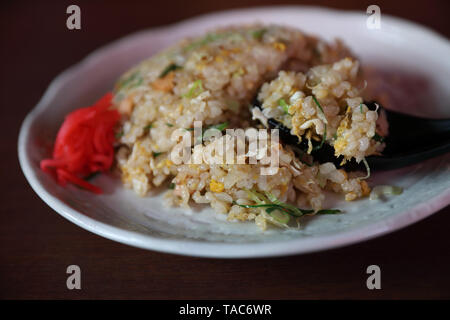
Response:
253,99,450,171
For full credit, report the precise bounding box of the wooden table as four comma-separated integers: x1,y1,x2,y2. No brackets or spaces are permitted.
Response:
1,0,449,299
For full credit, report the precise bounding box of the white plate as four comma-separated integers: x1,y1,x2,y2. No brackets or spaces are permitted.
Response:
18,6,450,258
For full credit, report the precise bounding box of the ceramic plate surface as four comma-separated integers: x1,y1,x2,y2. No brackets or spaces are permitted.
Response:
19,6,450,258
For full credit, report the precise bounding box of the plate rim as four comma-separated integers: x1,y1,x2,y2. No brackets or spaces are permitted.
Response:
18,5,450,258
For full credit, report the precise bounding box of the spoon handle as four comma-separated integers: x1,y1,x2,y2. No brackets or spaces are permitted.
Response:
383,109,450,155
385,109,450,140
364,138,450,171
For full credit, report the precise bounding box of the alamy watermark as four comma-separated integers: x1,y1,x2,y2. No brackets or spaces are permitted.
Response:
366,265,381,289
366,5,381,30
66,265,81,290
66,5,81,30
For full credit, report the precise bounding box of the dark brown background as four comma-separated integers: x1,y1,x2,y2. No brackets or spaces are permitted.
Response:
1,0,449,299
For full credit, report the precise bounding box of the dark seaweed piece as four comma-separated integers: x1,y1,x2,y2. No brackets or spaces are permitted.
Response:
159,63,182,78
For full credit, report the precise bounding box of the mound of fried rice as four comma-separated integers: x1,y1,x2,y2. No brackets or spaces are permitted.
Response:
113,25,385,230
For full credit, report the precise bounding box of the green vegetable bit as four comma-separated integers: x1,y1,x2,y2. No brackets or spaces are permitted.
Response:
252,28,267,40
360,103,364,113
316,209,342,215
183,33,228,51
373,133,385,142
233,190,341,223
159,63,182,78
183,80,204,98
166,123,174,127
208,122,229,132
168,183,175,190
115,71,142,92
232,201,305,214
144,123,153,130
312,95,325,114
196,122,229,144
278,98,290,114
152,152,164,158
115,131,124,139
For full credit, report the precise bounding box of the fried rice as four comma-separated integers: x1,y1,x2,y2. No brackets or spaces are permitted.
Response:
113,24,386,230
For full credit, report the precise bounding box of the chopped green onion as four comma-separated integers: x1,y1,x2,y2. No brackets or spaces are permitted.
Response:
373,133,385,142
197,122,229,144
244,188,269,205
333,132,338,140
144,123,153,130
279,98,290,114
152,152,164,158
264,192,313,217
312,95,325,114
208,122,229,131
115,131,124,139
234,190,342,222
166,123,174,127
233,188,342,228
115,71,142,92
183,33,226,51
159,63,182,78
252,28,267,40
360,103,364,113
232,201,298,212
316,209,342,215
232,199,340,220
183,80,204,98
168,183,175,190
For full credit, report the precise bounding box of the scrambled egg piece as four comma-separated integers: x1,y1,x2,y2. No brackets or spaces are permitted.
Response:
210,179,224,193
